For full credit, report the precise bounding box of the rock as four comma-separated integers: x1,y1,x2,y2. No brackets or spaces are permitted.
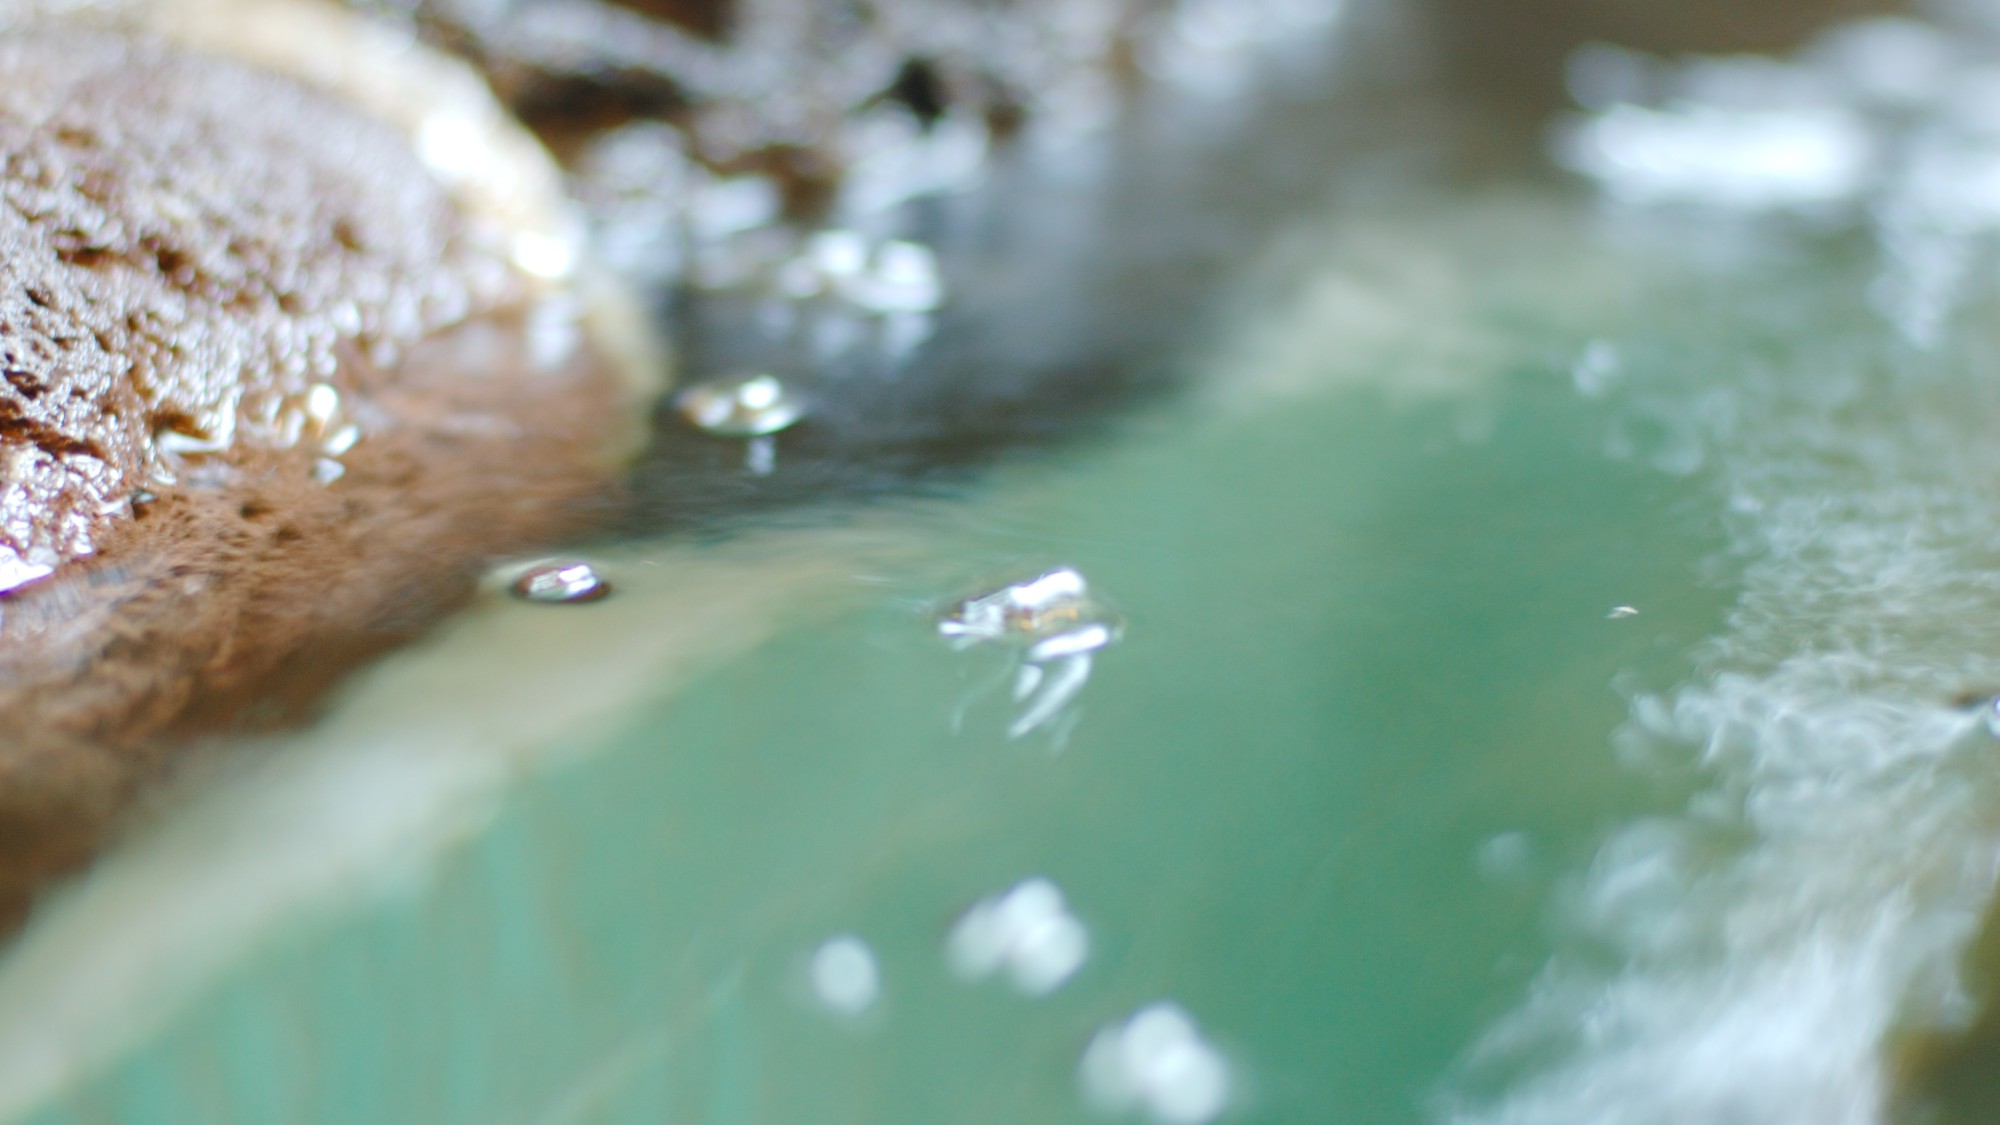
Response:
0,20,645,920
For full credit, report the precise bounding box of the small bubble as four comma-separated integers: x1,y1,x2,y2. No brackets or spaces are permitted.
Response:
1027,621,1119,662
881,310,935,358
940,568,1124,739
677,373,806,438
939,567,1118,648
688,176,782,244
509,561,611,605
1476,831,1537,881
775,255,824,299
810,934,881,1017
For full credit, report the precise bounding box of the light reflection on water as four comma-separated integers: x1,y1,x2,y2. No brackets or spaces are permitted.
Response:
939,567,1125,740
1080,1002,1234,1125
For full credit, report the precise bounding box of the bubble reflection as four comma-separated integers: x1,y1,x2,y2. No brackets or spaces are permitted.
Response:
508,561,611,605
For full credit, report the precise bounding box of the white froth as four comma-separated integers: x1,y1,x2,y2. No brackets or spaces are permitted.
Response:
1555,14,2000,347
1448,280,2000,1123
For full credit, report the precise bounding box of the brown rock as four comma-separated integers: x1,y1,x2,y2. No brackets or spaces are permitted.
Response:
0,29,638,920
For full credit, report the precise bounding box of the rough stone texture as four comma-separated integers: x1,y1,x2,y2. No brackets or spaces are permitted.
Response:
0,32,524,582
362,0,1162,193
0,31,629,920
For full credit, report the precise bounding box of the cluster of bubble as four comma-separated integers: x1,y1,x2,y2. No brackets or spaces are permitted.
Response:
563,0,1352,354
807,875,1232,1123
674,372,806,475
946,876,1091,996
1554,16,2000,347
1080,1002,1233,1125
938,566,1125,739
575,119,950,439
147,378,362,491
794,574,1229,1118
573,120,949,314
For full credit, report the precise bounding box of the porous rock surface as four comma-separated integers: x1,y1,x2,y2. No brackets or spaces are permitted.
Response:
0,30,628,918
0,31,517,586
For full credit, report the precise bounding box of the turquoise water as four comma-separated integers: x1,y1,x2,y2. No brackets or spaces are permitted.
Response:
25,11,2000,1122
0,185,1762,1122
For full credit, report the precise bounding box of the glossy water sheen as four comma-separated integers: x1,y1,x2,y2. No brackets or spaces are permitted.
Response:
22,10,2000,1125
0,186,1757,1122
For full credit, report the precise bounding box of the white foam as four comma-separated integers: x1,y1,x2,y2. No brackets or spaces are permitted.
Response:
1447,289,2000,1123
1557,14,2000,346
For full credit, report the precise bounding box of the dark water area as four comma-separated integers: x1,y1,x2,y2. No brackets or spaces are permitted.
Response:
627,1,1435,529
625,0,1890,533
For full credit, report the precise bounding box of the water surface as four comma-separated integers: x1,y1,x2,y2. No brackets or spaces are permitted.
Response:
18,5,2000,1124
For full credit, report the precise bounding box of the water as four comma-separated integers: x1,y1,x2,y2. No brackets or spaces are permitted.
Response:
14,3,2000,1123
939,568,1124,739
0,209,1722,1121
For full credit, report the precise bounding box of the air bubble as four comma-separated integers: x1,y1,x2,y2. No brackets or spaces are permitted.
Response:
939,567,1107,647
509,561,611,605
677,373,806,438
809,934,881,1017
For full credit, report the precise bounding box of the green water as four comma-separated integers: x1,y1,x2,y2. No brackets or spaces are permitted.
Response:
25,23,2000,1119
2,212,1755,1122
